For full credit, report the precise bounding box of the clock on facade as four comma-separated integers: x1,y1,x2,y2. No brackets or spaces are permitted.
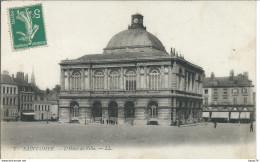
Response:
134,18,138,23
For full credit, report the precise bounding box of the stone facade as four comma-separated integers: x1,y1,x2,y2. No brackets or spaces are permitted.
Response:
58,14,204,125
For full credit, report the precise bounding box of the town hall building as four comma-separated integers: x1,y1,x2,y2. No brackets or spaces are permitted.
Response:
58,13,204,125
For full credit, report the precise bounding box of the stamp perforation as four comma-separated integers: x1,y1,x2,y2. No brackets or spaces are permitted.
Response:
6,3,48,52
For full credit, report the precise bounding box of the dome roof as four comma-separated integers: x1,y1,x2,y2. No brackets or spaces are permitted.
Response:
104,28,166,53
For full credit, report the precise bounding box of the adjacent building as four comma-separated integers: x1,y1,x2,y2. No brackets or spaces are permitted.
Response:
202,70,254,123
1,71,19,121
59,13,204,125
13,72,37,120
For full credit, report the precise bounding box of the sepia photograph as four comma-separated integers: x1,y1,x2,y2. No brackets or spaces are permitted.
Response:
0,1,257,159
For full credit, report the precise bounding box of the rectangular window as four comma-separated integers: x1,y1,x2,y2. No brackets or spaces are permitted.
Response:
3,87,5,93
6,97,9,105
204,98,208,105
39,105,41,111
3,98,5,105
10,98,12,105
204,89,208,94
13,98,16,105
223,88,228,94
30,96,32,101
42,105,44,111
7,87,9,94
213,89,218,95
45,105,47,111
241,88,248,94
213,97,218,101
48,105,50,111
10,87,13,94
223,97,228,100
232,88,239,94
35,105,37,111
244,97,247,104
14,87,16,94
233,97,237,104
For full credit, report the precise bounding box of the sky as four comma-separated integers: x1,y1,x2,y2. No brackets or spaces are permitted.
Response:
1,1,256,90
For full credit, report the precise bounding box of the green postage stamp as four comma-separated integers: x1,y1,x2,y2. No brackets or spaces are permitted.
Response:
9,4,47,50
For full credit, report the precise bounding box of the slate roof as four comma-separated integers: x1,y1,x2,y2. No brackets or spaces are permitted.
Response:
1,74,17,85
46,90,59,101
13,78,32,86
203,76,253,88
104,28,166,52
74,50,170,63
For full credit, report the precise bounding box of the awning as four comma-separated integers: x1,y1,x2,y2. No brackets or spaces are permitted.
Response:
240,112,250,119
202,112,210,118
22,112,35,115
211,112,229,118
230,112,239,119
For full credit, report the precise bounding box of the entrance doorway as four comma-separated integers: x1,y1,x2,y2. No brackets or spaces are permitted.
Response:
108,101,118,118
124,101,135,118
92,101,102,121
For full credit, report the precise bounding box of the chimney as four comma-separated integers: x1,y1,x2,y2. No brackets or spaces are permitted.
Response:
229,70,234,80
170,47,176,56
243,72,248,79
210,72,215,80
25,74,28,83
16,72,24,80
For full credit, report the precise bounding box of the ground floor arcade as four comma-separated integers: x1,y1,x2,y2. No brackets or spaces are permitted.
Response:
59,97,203,125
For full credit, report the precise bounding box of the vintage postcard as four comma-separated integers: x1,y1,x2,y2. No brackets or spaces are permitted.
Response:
1,1,257,159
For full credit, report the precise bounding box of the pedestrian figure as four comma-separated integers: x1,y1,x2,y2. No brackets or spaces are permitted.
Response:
214,121,217,128
250,122,253,132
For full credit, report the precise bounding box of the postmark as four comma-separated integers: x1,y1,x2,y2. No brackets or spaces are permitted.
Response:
8,4,47,50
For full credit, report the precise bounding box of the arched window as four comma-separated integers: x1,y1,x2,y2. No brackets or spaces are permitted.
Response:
110,71,120,90
148,101,158,118
72,71,81,90
124,101,135,118
92,101,102,118
149,68,160,90
94,71,104,91
126,70,136,91
108,101,118,117
70,101,79,118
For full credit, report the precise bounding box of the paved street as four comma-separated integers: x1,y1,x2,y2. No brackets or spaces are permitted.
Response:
1,121,256,158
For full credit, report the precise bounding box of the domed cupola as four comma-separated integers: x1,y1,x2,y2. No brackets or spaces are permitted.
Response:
103,13,167,55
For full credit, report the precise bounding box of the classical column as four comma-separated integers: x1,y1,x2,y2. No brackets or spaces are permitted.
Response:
120,67,124,90
168,65,172,89
104,68,108,90
137,66,140,89
88,68,91,91
144,66,147,89
161,65,165,89
81,68,85,90
60,69,65,90
68,69,71,90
